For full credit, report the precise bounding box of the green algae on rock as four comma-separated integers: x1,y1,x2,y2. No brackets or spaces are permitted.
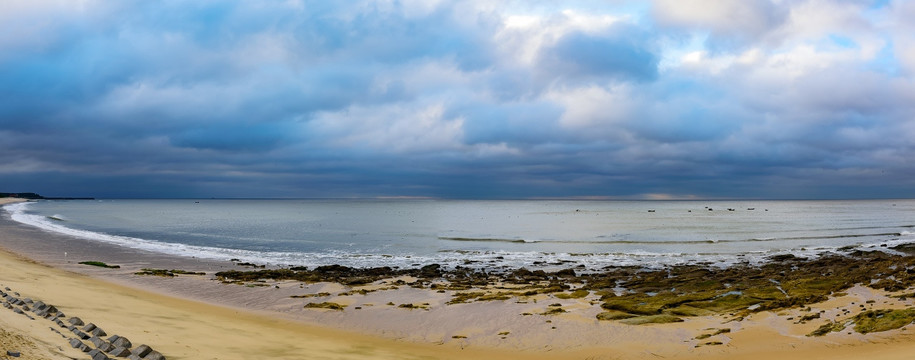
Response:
78,261,120,269
540,307,567,315
215,244,915,327
618,314,684,325
853,309,915,334
596,310,637,321
135,268,205,277
554,289,589,299
290,292,331,298
808,308,915,336
304,302,346,311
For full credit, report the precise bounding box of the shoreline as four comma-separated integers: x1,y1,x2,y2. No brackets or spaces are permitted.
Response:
4,198,915,359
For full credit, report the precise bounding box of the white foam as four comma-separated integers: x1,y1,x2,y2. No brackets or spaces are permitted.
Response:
5,201,914,272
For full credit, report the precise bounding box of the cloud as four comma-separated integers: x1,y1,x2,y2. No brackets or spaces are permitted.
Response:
538,27,659,82
652,0,788,49
0,0,913,199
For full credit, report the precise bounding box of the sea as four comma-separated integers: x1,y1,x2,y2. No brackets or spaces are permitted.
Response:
4,199,915,271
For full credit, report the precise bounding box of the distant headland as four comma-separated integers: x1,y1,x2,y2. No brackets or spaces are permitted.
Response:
1,192,95,200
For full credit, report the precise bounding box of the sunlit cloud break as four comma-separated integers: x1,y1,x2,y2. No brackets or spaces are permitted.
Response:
1,0,913,199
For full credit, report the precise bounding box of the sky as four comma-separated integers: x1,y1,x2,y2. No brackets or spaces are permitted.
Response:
1,0,914,199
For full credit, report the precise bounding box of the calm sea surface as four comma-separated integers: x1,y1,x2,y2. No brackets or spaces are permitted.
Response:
5,199,915,270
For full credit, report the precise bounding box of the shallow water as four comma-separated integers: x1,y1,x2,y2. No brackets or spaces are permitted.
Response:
5,199,915,270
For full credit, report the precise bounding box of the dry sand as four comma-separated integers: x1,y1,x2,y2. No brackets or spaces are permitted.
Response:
3,197,915,359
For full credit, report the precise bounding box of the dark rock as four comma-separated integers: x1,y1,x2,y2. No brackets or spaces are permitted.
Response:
83,323,98,332
891,243,915,255
313,264,352,274
23,298,32,304
68,317,85,326
131,345,152,358
6,350,20,357
91,327,107,337
97,342,115,353
554,268,576,277
69,338,91,352
111,336,132,349
89,336,107,347
88,349,110,360
768,254,801,262
109,346,132,357
420,263,442,277
143,350,166,360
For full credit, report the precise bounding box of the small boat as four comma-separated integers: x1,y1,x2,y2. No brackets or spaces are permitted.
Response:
647,210,655,213
747,208,755,210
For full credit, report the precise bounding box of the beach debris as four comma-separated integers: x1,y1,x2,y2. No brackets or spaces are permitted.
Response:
78,261,121,269
6,350,21,357
695,341,723,347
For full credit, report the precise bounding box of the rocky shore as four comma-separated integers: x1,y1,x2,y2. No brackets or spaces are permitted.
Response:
212,243,915,337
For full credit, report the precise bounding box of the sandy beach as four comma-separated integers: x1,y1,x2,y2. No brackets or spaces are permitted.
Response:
4,197,915,360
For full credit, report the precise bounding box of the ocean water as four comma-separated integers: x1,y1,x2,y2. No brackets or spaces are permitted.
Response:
4,199,915,270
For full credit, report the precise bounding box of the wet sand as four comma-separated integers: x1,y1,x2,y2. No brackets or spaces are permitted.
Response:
3,197,915,359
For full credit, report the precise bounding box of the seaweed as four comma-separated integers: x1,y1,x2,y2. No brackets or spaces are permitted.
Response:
619,314,684,325
853,309,915,334
304,302,346,311
554,289,589,299
78,261,120,269
808,321,849,336
135,269,205,277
